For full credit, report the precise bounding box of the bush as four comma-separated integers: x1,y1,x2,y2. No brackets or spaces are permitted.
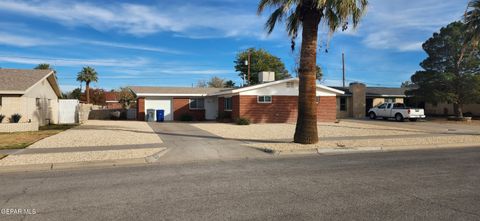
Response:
10,113,21,123
180,114,193,121
0,114,4,123
236,117,250,125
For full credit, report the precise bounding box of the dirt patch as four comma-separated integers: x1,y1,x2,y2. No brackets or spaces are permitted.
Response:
0,125,75,149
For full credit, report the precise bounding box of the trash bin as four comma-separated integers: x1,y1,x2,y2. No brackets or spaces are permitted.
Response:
146,109,156,122
156,110,165,122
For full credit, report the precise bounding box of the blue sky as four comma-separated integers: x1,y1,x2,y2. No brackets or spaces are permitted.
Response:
0,0,468,92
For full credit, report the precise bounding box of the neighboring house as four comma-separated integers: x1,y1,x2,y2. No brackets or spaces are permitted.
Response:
130,77,344,123
424,103,480,116
104,91,123,109
0,69,61,125
332,83,407,118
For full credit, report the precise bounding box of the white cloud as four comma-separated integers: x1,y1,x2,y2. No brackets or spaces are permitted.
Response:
0,55,148,67
0,1,267,39
0,32,55,47
358,0,468,51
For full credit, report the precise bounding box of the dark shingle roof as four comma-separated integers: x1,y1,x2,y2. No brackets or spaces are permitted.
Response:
0,69,54,92
129,86,227,95
331,86,407,97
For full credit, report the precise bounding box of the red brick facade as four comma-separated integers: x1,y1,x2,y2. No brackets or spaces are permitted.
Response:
136,97,145,121
172,98,205,121
218,95,337,123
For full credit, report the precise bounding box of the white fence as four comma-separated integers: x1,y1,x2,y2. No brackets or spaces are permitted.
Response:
58,99,79,124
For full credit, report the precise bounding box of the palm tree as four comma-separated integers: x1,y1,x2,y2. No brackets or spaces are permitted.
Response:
76,66,98,104
258,0,368,144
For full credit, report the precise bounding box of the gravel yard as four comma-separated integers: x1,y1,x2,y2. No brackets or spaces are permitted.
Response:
192,121,480,152
29,120,162,149
0,120,164,166
0,148,161,166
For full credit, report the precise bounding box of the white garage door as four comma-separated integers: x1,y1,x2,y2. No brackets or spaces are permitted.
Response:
144,98,173,121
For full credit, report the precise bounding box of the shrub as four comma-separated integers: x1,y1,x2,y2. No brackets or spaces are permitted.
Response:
236,117,250,125
180,114,193,121
10,113,21,123
0,114,4,123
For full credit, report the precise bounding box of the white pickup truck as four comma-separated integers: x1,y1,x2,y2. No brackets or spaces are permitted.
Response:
368,103,426,122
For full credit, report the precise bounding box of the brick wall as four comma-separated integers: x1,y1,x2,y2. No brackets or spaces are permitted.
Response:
237,95,337,123
173,98,205,121
316,96,337,122
137,97,145,121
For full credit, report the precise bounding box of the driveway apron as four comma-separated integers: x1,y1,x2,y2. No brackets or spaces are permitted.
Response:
148,122,269,163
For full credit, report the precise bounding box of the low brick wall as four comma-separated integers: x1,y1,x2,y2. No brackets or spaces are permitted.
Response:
0,122,39,133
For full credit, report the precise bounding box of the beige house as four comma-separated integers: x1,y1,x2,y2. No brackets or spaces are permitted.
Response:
0,69,61,126
332,83,407,119
424,103,480,116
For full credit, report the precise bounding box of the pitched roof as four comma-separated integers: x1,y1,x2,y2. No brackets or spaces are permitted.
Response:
129,86,227,96
332,86,407,97
104,91,120,101
0,68,60,96
211,78,345,96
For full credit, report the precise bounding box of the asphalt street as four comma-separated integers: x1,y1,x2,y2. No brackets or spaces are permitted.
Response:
1,147,480,220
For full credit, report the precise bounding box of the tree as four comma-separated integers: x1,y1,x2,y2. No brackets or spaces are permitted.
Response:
207,76,226,88
118,87,136,109
68,88,82,99
34,63,53,70
196,80,207,88
462,0,480,64
224,80,236,88
258,0,368,144
315,65,323,82
234,48,290,85
409,22,480,118
76,66,98,104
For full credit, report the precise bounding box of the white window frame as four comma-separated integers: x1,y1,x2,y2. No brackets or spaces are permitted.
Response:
224,97,232,111
257,95,272,103
189,98,205,110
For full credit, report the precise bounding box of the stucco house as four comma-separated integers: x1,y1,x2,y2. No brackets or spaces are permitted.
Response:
130,77,345,123
0,69,61,125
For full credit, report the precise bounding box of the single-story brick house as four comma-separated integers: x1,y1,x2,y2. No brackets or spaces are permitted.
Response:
0,68,61,125
130,78,345,123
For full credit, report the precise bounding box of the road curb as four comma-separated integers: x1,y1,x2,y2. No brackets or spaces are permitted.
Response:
0,148,169,174
259,143,480,156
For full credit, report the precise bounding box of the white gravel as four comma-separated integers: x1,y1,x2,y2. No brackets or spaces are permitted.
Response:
0,120,164,166
30,120,162,148
192,121,480,152
0,148,163,166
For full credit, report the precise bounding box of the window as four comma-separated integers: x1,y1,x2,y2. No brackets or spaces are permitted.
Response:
257,96,272,103
286,82,294,88
36,98,41,109
224,97,232,111
384,98,396,103
189,98,205,110
378,103,387,109
340,97,347,111
387,103,392,109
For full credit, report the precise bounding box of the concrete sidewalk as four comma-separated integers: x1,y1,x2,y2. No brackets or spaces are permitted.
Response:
148,122,270,163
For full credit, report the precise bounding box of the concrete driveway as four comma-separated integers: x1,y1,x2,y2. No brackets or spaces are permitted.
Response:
148,122,269,163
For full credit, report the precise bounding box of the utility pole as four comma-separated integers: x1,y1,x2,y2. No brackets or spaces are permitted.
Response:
342,51,346,87
247,51,251,85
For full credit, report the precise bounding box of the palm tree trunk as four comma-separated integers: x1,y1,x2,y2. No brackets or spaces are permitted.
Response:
86,81,90,104
294,6,321,144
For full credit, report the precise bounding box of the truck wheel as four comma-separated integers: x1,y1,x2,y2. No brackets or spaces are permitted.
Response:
369,112,376,120
395,113,404,122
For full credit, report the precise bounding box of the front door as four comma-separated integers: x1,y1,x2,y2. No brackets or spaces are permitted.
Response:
204,97,218,120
